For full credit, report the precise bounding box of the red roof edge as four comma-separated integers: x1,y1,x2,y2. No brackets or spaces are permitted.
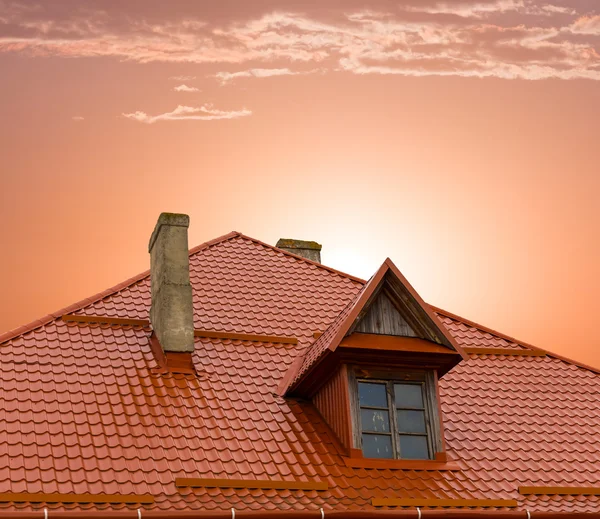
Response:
431,304,600,376
325,262,389,354
0,510,591,519
0,231,241,346
276,356,304,397
237,232,366,285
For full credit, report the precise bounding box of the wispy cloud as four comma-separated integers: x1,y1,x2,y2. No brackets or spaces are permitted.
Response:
404,0,525,18
214,67,312,84
169,75,196,81
403,0,577,18
72,115,84,121
122,104,251,123
569,15,600,35
0,4,598,81
173,84,199,92
339,57,600,80
541,5,577,16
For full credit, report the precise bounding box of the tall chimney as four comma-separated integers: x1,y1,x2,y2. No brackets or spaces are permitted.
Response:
276,239,322,263
148,213,194,352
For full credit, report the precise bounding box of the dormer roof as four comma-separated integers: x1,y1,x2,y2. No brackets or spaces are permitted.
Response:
282,258,467,396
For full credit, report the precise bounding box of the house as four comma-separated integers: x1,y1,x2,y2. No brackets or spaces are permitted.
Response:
1,212,600,517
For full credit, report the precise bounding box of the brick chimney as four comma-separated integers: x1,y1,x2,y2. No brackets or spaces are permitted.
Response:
276,239,322,263
148,213,194,352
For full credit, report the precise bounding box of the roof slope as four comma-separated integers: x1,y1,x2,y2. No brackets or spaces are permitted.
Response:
74,232,362,347
1,233,599,513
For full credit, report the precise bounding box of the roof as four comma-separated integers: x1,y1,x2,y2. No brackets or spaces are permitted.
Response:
284,258,465,394
1,232,600,513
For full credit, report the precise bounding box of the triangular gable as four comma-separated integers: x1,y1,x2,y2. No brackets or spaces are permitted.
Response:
282,258,467,396
351,259,465,349
354,292,416,336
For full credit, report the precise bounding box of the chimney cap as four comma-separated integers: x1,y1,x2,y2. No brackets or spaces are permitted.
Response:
276,238,322,263
148,213,190,253
276,239,322,252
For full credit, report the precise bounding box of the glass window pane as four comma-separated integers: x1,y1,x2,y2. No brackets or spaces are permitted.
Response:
399,435,430,460
397,410,426,434
358,382,388,408
362,434,393,459
394,383,424,408
361,409,391,433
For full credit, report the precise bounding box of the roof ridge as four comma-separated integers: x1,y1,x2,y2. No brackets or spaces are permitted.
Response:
431,304,600,376
0,231,241,346
188,230,241,255
235,232,366,285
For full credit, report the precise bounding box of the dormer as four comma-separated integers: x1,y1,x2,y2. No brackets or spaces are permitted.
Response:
279,258,467,463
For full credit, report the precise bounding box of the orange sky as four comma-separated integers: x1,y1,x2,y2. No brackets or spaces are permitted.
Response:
1,0,599,367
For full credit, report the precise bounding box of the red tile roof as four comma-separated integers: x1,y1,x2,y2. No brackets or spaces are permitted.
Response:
1,232,599,513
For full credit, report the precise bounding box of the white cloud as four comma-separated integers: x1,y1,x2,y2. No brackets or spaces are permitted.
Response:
169,75,196,81
541,5,577,15
339,56,600,80
404,0,577,18
122,104,251,124
72,115,84,121
569,15,600,35
214,67,314,84
173,84,199,92
404,0,525,18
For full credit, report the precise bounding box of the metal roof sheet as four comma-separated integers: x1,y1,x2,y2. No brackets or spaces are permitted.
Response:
1,233,599,512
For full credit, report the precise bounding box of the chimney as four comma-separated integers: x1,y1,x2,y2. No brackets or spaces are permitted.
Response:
276,238,322,263
148,213,194,352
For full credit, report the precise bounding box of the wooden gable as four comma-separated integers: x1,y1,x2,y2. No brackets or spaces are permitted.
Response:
348,264,459,350
354,291,416,337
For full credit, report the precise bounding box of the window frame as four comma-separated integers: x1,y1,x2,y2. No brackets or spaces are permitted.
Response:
348,367,443,460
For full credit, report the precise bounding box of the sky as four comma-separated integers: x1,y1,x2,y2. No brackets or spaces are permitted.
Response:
1,0,599,367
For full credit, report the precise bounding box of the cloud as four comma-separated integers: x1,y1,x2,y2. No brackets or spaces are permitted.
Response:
403,0,525,18
169,75,196,81
403,0,577,18
214,67,315,84
569,15,600,36
173,84,199,92
72,115,84,121
0,5,598,81
122,104,251,123
541,5,577,16
339,56,600,80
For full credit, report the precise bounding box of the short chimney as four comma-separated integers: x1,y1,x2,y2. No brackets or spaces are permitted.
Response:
148,213,194,352
276,239,322,263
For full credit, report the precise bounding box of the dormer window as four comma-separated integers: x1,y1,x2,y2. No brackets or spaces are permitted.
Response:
352,369,441,460
282,258,467,464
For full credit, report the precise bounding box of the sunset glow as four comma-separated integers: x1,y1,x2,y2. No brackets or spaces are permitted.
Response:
1,0,599,367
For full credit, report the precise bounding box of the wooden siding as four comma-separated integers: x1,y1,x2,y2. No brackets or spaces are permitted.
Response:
356,292,416,336
313,364,352,450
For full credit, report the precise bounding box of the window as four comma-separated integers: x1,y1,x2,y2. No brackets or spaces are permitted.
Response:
354,371,439,460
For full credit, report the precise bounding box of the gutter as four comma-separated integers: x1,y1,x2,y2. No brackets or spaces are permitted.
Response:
2,511,600,519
